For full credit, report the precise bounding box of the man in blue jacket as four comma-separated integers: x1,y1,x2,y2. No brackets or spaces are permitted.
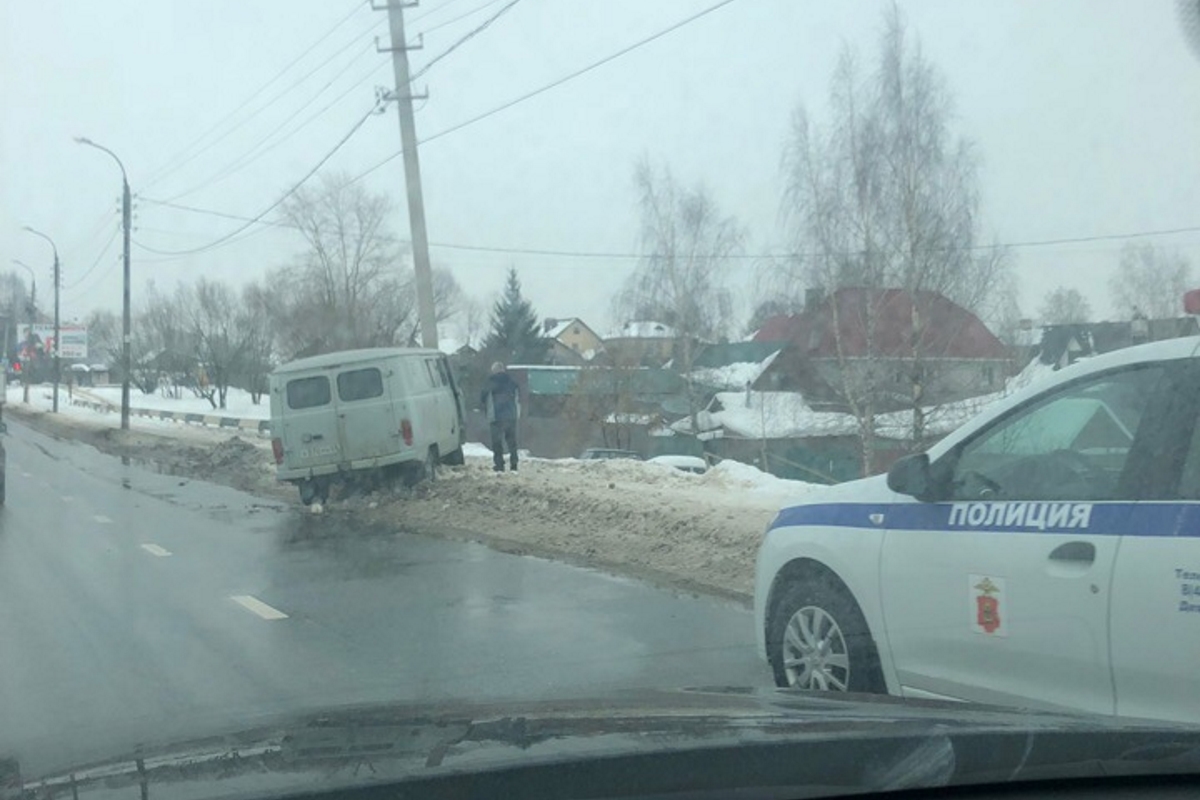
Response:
480,362,521,472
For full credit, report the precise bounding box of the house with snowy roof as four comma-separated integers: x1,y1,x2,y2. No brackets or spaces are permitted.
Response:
603,320,680,367
542,317,605,365
1034,317,1199,370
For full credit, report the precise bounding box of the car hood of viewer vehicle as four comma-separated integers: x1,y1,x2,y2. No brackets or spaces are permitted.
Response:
15,688,1200,800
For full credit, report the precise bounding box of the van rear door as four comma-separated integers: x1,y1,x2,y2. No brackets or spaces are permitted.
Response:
280,373,341,470
335,363,398,463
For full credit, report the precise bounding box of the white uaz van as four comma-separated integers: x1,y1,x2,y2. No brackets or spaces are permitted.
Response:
269,348,466,504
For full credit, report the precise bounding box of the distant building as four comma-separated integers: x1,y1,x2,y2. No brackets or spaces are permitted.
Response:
542,317,605,365
603,320,679,367
1035,317,1199,369
751,287,1010,412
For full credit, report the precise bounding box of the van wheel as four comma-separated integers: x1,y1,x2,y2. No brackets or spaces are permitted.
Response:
403,448,438,487
298,480,318,505
767,579,884,694
443,447,465,466
422,447,438,482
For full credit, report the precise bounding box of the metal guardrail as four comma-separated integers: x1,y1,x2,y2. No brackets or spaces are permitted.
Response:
70,389,271,434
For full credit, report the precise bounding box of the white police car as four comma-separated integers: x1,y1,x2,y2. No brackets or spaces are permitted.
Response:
755,333,1200,723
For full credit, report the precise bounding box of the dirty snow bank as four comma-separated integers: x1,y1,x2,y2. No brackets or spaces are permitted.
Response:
343,454,819,599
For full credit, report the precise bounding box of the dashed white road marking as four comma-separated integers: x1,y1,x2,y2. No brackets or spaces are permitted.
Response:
93,515,113,524
19,472,31,479
61,495,75,503
140,543,172,557
231,595,288,620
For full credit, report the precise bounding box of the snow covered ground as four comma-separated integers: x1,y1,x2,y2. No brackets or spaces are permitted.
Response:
83,385,270,419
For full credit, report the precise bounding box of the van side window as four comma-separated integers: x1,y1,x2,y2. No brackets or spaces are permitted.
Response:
287,376,331,410
432,359,449,387
337,368,384,402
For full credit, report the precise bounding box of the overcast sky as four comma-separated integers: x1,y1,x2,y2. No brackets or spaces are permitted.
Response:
3,0,1199,341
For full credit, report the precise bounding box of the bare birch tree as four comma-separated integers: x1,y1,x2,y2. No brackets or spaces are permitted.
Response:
1039,286,1093,325
781,6,1011,472
614,158,742,433
277,173,415,355
178,278,246,410
1109,242,1191,319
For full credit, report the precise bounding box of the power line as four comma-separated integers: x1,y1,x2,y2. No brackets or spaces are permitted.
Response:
348,0,742,186
147,13,386,193
142,0,367,188
133,103,383,257
135,1,527,252
133,197,1200,260
63,227,121,296
421,0,509,35
410,0,522,83
162,40,382,202
139,197,295,228
151,0,505,204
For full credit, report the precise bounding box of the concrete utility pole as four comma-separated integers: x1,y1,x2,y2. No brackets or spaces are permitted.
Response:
22,227,59,412
76,137,132,431
375,0,438,350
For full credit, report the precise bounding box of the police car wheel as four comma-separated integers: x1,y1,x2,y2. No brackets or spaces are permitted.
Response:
769,580,884,694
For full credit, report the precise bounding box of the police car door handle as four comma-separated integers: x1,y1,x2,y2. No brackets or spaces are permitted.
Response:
868,513,885,526
1049,541,1095,564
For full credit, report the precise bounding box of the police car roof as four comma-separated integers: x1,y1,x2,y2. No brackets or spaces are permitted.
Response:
274,347,443,374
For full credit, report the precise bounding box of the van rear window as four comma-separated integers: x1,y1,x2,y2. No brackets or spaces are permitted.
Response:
287,376,330,409
338,368,384,401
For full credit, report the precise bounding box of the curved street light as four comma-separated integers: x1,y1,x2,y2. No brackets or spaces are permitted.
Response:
21,226,60,412
75,136,132,431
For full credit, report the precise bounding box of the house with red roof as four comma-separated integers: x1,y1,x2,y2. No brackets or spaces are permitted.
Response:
751,287,1010,413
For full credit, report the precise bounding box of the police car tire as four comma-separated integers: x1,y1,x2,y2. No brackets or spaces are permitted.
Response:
768,579,885,694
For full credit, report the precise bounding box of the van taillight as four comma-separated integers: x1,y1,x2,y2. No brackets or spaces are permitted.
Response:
271,437,284,465
401,419,413,446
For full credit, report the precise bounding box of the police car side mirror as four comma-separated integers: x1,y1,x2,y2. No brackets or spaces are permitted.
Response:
888,453,934,501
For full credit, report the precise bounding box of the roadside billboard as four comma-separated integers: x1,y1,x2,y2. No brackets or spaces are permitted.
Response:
17,324,88,359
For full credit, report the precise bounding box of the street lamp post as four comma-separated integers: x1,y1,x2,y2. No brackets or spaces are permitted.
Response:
10,259,37,404
75,137,131,431
22,226,59,412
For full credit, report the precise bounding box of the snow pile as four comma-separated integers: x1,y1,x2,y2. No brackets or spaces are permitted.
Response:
676,391,859,439
702,458,818,500
689,350,780,390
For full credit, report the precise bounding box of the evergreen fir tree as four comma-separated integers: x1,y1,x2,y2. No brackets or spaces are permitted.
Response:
484,267,549,364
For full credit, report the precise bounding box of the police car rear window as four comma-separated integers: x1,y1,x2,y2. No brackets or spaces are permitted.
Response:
337,368,384,402
287,376,331,410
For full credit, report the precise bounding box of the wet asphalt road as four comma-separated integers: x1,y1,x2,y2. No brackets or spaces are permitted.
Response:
0,420,765,775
